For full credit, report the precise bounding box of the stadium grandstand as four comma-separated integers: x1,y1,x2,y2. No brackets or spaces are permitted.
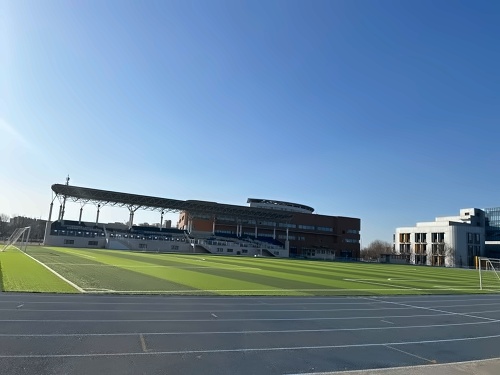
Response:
44,182,361,260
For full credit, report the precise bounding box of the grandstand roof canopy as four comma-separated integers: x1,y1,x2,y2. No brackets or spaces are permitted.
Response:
247,198,314,213
51,184,293,221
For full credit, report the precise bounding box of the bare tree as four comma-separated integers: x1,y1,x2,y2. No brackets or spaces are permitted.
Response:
361,240,393,261
444,243,454,267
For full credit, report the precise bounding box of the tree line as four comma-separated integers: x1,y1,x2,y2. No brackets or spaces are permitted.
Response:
360,240,394,261
0,214,47,242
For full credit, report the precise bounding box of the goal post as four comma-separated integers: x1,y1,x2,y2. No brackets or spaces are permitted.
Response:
478,256,500,291
1,226,31,252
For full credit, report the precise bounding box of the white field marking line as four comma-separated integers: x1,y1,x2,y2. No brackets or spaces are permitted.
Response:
15,248,85,293
0,320,495,337
344,278,466,283
2,333,500,358
433,285,462,291
380,320,394,325
41,263,262,270
360,296,500,323
83,288,116,292
285,357,500,375
72,253,96,259
385,345,436,363
343,279,421,291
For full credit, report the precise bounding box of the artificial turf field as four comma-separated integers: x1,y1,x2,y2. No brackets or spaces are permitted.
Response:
0,246,499,295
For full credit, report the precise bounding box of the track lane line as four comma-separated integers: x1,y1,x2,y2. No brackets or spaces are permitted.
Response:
1,333,500,358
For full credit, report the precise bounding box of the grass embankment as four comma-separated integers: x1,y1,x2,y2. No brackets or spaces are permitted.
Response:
0,247,79,293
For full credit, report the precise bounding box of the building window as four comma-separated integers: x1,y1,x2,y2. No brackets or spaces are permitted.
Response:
227,248,233,253
139,244,147,249
64,239,74,245
278,223,296,229
431,233,445,243
298,225,315,230
344,238,358,243
399,233,410,243
88,241,98,246
317,226,333,232
171,245,179,250
242,249,248,254
415,233,427,243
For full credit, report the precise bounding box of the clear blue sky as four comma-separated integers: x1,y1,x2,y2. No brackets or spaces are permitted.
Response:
1,0,499,246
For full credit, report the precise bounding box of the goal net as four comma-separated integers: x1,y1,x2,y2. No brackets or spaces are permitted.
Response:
478,257,500,291
1,226,31,252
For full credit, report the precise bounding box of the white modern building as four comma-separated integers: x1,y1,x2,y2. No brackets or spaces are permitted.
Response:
394,208,485,268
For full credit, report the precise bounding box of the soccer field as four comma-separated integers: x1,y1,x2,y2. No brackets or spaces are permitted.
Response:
0,246,499,295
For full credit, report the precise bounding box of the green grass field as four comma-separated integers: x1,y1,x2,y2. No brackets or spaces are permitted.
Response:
0,246,499,295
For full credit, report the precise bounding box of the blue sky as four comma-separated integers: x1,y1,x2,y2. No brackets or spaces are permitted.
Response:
1,0,499,246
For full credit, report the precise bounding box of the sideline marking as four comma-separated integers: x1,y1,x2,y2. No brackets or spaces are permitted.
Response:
1,333,500,358
15,248,85,293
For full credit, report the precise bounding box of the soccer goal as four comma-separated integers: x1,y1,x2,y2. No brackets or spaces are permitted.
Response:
1,226,31,252
478,257,500,291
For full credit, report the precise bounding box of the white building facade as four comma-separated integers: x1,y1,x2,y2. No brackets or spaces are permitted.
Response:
394,208,485,268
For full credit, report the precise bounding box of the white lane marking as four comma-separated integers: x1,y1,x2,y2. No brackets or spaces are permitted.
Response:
380,320,394,325
0,296,498,306
81,287,483,293
1,294,496,302
5,301,500,313
1,333,500,358
0,300,385,306
361,297,500,323
0,307,414,313
0,309,483,322
385,344,436,363
0,319,494,337
18,250,85,293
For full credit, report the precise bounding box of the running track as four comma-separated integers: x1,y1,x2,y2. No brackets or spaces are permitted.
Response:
0,293,499,374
